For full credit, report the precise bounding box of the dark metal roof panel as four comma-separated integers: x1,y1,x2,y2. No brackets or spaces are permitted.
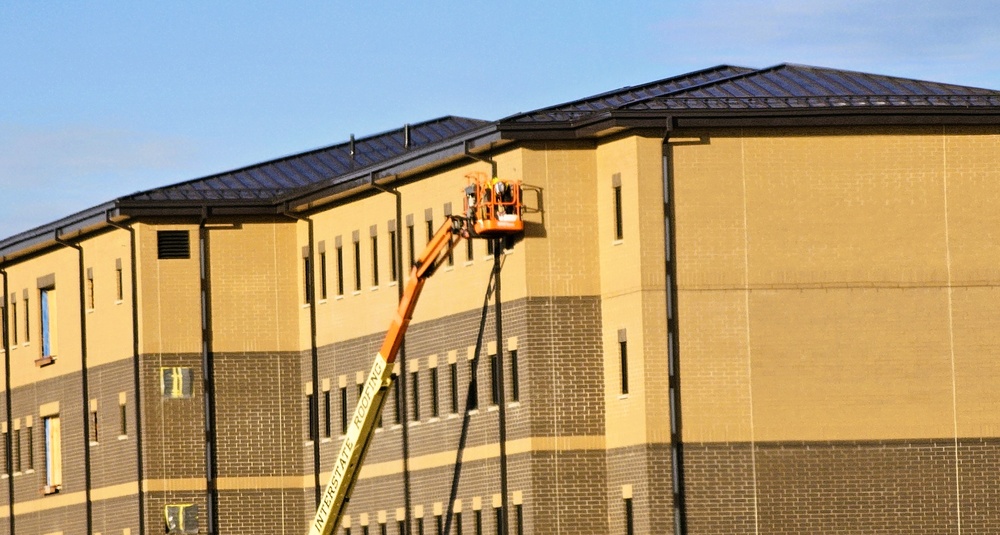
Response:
122,116,490,205
504,65,756,123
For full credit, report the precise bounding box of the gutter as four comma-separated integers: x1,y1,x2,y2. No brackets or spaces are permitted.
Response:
53,229,94,535
105,213,146,535
1,261,13,534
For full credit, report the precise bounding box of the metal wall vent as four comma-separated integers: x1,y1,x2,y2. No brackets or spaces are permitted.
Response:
157,230,191,259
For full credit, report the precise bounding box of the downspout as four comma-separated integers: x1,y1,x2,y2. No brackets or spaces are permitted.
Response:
106,213,146,535
370,179,413,535
662,122,687,534
54,230,94,535
282,206,322,506
198,211,220,535
1,260,14,534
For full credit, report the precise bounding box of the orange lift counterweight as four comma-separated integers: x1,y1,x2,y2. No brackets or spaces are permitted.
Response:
308,175,521,535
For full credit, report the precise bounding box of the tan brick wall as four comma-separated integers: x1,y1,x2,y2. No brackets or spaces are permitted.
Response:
136,223,202,356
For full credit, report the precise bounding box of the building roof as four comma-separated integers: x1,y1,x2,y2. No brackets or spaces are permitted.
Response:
4,63,1000,260
123,116,490,204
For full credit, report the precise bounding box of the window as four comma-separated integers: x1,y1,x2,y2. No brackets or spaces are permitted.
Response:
624,497,634,535
23,293,29,343
363,525,369,535
411,371,420,421
307,393,317,442
340,386,349,434
614,184,624,240
90,403,99,444
323,389,332,439
26,423,33,471
397,520,405,535
39,286,55,358
157,230,190,259
320,251,328,300
380,523,387,535
510,350,519,402
393,376,402,424
43,415,61,492
303,253,313,303
389,227,399,282
450,362,459,414
430,367,440,418
10,297,16,345
336,244,345,296
469,360,478,410
371,231,380,286
515,504,523,535
353,235,362,292
116,259,124,301
406,221,415,269
435,515,442,535
1,429,6,476
86,269,95,309
454,512,462,535
426,218,434,245
474,510,482,535
494,507,504,535
486,239,494,256
119,399,127,437
619,330,629,395
416,517,424,535
13,428,20,473
490,354,499,406
465,237,474,262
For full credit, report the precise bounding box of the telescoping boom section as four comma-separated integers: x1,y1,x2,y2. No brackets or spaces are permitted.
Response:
308,183,521,535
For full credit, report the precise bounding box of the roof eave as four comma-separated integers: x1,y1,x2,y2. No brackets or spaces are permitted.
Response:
0,202,121,264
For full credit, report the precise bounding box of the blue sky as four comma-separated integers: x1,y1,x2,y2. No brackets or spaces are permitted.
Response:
3,1,1000,239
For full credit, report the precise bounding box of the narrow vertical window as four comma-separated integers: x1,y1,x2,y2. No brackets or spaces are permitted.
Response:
380,523,387,535
90,403,99,444
393,376,402,424
353,234,362,292
303,254,313,303
490,354,499,406
430,366,440,418
510,350,519,402
486,239,494,256
39,286,55,358
474,510,483,535
416,517,424,535
450,362,459,413
26,423,33,471
23,293,29,343
307,392,316,441
454,512,463,535
0,429,6,476
86,268,95,309
619,329,629,395
397,520,405,535
426,218,434,244
319,251,328,300
119,398,127,436
410,371,420,421
614,185,624,240
116,259,124,301
435,515,442,535
465,236,474,262
469,360,478,410
389,226,399,282
10,297,17,345
336,244,345,296
371,227,380,286
515,504,523,535
340,386,349,434
406,220,415,269
363,525,369,535
13,428,20,473
323,389,332,439
624,497,634,535
494,507,503,535
43,415,61,492
344,528,351,535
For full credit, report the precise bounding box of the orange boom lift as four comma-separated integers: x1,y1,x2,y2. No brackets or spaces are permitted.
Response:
308,173,522,535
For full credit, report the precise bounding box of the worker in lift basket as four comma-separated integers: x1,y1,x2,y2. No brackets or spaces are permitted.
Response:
490,177,512,216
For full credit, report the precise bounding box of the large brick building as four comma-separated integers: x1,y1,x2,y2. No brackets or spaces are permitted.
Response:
3,64,1000,534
